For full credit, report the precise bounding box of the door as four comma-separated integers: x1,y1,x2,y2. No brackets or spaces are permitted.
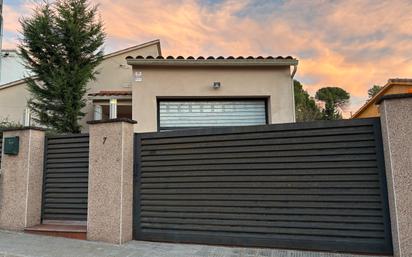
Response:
158,99,267,131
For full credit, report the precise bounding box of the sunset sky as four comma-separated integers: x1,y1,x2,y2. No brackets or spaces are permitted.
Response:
3,0,412,115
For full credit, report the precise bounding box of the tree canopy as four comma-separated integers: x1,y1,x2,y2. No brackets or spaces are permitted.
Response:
368,85,382,98
315,87,350,120
19,0,105,133
293,80,322,122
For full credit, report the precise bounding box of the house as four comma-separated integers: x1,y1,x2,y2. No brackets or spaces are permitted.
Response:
0,50,28,85
0,40,161,127
352,78,412,118
0,40,298,132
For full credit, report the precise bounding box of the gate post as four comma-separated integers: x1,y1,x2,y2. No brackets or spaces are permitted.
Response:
87,118,136,244
0,127,45,230
378,93,412,257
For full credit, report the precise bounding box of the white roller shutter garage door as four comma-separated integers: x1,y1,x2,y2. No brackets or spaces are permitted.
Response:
159,99,267,130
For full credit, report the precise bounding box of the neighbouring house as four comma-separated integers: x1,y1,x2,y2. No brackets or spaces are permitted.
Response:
0,39,298,132
0,40,161,127
0,49,29,85
352,78,412,118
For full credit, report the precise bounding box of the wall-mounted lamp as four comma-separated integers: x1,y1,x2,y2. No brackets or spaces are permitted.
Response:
212,82,221,89
134,71,143,82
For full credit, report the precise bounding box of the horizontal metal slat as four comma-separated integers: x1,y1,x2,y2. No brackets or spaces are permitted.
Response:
45,178,88,183
141,200,382,209
43,209,87,214
42,214,87,221
141,194,381,202
141,174,379,183
141,211,384,224
141,181,380,189
141,188,381,195
141,155,378,167
45,183,88,188
47,158,89,164
47,148,89,154
141,223,384,239
47,152,89,159
141,206,383,217
44,203,87,209
141,141,376,156
44,193,88,198
45,168,89,173
140,217,384,231
141,168,380,178
46,163,89,169
45,198,87,203
141,134,375,151
47,143,89,149
44,188,88,193
141,161,378,172
46,173,89,178
143,126,374,145
141,147,376,161
47,137,90,145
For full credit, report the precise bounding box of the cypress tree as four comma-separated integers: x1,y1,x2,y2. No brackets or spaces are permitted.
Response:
19,0,105,133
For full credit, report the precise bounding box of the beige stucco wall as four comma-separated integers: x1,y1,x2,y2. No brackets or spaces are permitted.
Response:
132,66,295,132
0,82,29,124
82,43,159,127
0,42,159,131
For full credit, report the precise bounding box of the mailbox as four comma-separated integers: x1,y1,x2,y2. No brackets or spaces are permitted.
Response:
4,136,19,155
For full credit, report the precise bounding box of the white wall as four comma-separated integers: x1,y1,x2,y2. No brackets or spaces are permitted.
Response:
0,50,29,85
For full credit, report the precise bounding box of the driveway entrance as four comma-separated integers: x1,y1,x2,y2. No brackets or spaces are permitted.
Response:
133,118,392,255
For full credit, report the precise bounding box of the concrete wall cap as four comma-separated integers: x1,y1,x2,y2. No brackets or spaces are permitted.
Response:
87,118,137,125
376,93,412,105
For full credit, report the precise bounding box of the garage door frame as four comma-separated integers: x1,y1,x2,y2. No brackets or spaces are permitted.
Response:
156,98,269,131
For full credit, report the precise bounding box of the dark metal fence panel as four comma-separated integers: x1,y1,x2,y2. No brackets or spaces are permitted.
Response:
42,134,89,221
134,118,392,255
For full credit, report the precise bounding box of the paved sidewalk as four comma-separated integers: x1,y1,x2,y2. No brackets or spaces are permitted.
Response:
0,230,391,257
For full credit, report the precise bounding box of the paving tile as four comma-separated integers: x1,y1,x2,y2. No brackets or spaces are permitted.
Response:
0,230,393,257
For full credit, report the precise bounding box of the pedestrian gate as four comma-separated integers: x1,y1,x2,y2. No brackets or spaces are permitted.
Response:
133,118,392,254
42,134,89,221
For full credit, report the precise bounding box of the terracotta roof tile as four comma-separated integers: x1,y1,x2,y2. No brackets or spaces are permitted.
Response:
128,55,297,60
126,55,298,67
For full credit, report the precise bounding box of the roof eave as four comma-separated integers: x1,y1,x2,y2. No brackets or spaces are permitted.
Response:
103,39,161,60
127,59,298,67
352,80,412,118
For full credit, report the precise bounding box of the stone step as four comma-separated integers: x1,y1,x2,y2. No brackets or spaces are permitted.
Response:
24,221,87,240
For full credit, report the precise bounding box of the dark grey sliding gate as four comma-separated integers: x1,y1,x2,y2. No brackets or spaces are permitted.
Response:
42,134,89,221
134,118,392,254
